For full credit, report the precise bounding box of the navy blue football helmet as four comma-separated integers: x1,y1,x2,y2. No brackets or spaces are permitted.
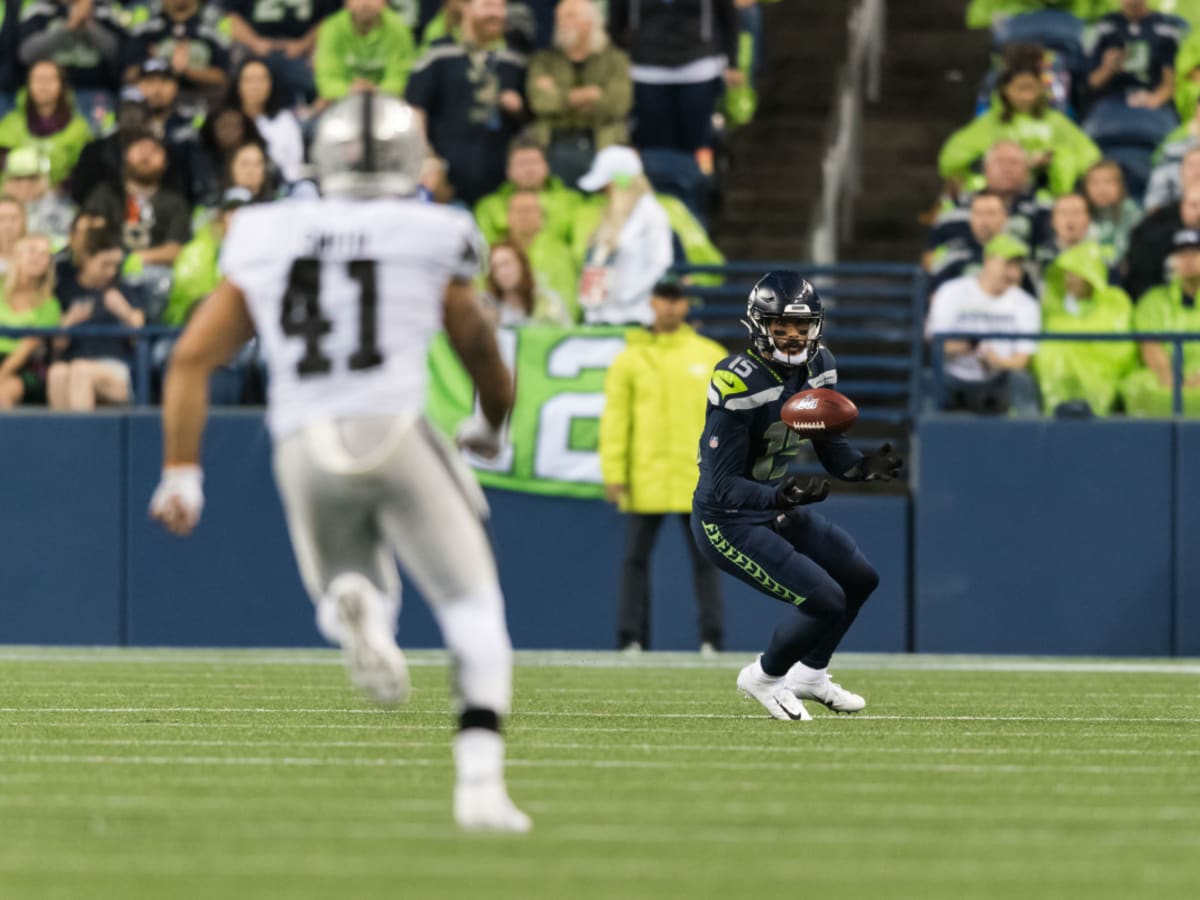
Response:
743,271,825,366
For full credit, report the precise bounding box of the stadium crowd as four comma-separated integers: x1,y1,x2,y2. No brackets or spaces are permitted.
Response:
0,0,761,409
928,0,1200,416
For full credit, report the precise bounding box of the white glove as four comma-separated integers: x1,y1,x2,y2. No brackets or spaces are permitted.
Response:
456,414,505,460
149,465,205,536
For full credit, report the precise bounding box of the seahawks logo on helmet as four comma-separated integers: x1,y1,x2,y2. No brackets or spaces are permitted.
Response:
742,270,825,366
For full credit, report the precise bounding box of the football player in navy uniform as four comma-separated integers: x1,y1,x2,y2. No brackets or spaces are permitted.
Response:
691,271,902,721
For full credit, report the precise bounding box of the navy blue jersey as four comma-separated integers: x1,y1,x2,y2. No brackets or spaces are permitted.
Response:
404,38,527,205
692,346,864,525
123,5,230,82
18,0,125,91
926,191,1051,252
223,0,340,40
1088,12,1182,98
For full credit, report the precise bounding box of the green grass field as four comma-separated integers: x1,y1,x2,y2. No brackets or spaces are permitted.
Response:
1,648,1198,900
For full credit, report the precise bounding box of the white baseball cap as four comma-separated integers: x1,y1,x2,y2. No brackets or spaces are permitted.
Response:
577,145,643,192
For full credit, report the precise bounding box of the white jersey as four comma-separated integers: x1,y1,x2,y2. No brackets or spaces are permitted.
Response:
220,197,483,439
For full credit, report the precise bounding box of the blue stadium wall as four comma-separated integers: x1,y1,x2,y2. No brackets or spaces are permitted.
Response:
1,412,1196,656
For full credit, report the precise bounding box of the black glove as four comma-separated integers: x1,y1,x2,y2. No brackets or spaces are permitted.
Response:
856,443,903,482
774,475,830,509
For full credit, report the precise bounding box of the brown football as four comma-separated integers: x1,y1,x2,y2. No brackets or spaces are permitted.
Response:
780,388,859,436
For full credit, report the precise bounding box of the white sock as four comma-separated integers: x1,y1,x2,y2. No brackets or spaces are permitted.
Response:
454,729,505,785
788,661,828,683
434,585,513,714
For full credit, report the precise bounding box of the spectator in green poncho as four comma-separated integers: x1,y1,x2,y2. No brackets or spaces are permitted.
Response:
163,186,250,326
1174,26,1200,119
314,0,417,109
473,137,582,245
0,60,93,188
939,49,1101,196
1121,226,1200,414
506,188,579,322
1036,241,1138,415
966,0,1109,28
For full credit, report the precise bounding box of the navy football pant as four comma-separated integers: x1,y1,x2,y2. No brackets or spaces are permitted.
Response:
691,508,879,674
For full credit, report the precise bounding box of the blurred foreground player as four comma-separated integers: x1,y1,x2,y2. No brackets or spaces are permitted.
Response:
691,272,902,721
148,94,530,832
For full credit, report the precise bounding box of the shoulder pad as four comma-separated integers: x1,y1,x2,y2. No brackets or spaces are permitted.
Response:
708,353,785,411
807,346,838,389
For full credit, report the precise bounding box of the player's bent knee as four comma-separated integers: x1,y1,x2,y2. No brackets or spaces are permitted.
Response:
847,561,880,603
804,581,847,623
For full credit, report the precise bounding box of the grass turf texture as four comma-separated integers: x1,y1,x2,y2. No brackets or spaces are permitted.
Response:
1,649,1198,900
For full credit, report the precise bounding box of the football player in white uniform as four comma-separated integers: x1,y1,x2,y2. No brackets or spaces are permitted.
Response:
149,94,530,833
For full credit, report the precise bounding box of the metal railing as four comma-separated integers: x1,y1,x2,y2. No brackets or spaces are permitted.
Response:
676,261,927,423
0,325,181,405
930,331,1200,415
808,0,886,264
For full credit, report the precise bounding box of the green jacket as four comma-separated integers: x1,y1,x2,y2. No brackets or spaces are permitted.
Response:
0,92,93,187
526,44,633,150
0,292,60,355
570,194,725,280
938,105,1101,196
526,231,581,323
1176,30,1200,120
599,324,727,513
314,9,416,100
164,224,220,326
473,177,582,246
1035,242,1137,414
1121,278,1200,416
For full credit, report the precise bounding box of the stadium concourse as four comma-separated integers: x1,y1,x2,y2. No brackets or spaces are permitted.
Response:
2,1,1200,898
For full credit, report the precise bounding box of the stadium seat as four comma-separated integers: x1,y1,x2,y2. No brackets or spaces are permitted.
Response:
1096,143,1154,202
640,148,710,220
1083,99,1177,148
992,11,1085,71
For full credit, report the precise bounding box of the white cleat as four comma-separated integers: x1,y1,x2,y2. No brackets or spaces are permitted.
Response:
454,780,533,833
786,668,866,713
328,576,410,707
736,656,812,721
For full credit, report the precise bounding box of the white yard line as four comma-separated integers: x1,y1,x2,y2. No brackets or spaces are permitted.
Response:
1,752,1193,775
3,735,1200,756
2,646,1200,675
1,706,1197,722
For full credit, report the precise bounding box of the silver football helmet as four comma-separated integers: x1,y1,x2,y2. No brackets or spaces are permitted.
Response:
310,93,424,199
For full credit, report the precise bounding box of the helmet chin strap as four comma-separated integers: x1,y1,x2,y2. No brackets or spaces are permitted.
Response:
771,346,809,367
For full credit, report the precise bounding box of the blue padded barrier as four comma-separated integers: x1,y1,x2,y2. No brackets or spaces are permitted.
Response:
916,417,1174,655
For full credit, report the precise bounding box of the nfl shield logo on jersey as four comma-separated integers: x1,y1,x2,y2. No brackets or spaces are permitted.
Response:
709,435,720,449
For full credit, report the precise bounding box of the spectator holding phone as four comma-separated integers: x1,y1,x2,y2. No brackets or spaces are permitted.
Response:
47,225,144,410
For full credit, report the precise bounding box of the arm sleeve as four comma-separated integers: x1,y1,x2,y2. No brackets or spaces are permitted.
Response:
160,194,192,244
18,13,71,64
598,352,632,485
526,53,565,116
714,0,739,64
379,21,415,95
703,408,779,512
608,0,629,47
404,50,437,110
314,21,350,100
937,115,994,183
594,49,633,119
813,434,866,480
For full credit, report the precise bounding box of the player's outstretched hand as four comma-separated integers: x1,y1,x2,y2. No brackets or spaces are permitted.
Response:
858,443,903,482
775,475,830,509
456,415,504,460
149,465,205,536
